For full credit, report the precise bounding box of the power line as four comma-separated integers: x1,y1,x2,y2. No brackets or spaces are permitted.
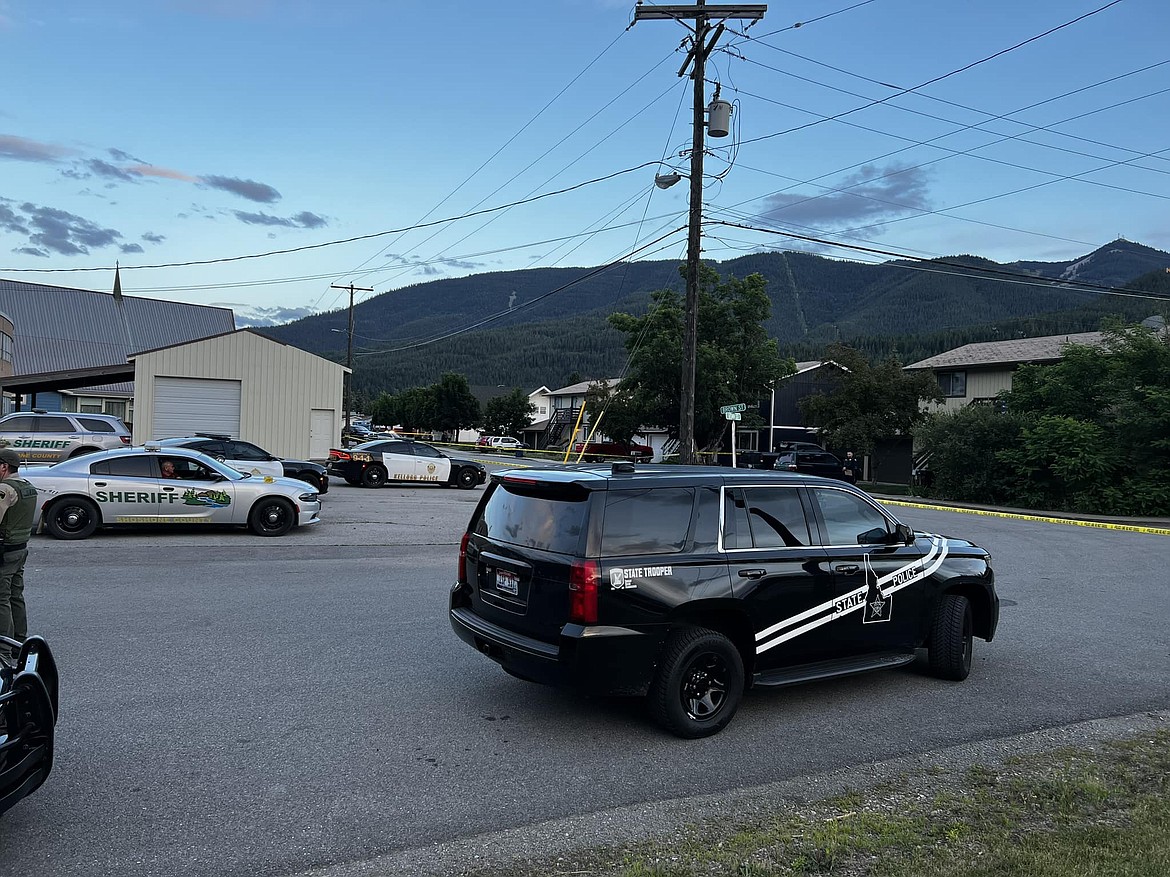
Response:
709,219,1170,303
0,161,669,274
354,226,689,355
729,55,1170,180
734,0,1127,149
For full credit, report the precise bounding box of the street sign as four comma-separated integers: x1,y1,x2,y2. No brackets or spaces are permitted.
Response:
719,403,747,414
724,412,742,421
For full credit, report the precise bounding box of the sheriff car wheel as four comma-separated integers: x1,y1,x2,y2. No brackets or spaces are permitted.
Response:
649,626,744,738
45,497,100,540
248,497,295,537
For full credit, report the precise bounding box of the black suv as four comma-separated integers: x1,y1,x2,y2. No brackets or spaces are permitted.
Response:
450,464,998,738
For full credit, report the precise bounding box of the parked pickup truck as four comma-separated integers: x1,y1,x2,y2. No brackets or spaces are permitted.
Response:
571,440,653,461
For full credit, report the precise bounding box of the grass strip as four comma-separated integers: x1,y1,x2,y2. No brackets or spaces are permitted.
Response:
465,729,1170,877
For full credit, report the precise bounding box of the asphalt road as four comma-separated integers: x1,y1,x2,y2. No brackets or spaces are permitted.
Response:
3,461,1168,877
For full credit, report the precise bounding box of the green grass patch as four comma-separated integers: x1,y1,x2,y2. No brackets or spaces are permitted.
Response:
465,730,1170,877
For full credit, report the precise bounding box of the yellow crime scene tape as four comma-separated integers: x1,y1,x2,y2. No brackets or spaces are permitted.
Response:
879,498,1170,536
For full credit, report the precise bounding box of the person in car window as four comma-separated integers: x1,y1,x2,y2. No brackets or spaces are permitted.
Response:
161,460,180,479
0,448,38,662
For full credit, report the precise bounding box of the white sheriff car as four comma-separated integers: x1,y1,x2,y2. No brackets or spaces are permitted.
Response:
22,444,322,539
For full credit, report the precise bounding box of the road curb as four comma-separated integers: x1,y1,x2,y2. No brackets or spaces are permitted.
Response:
291,709,1170,877
878,497,1170,536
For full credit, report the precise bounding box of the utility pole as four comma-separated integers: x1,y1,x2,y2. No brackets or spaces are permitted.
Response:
633,2,765,464
330,283,373,432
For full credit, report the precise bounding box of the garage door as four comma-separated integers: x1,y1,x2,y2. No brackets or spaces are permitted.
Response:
151,377,242,439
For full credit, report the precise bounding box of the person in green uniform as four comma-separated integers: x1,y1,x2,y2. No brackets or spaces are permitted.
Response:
0,448,38,662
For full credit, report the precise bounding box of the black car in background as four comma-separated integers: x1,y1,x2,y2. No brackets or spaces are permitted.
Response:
156,435,329,493
775,449,846,480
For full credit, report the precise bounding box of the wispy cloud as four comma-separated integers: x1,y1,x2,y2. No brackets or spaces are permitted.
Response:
87,158,141,182
18,202,123,256
756,164,932,230
202,175,281,203
142,232,166,243
222,302,319,327
0,133,77,163
129,163,197,182
232,209,327,228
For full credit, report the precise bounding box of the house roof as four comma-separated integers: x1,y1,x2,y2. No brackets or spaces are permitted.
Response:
905,332,1105,370
0,278,235,377
548,378,619,396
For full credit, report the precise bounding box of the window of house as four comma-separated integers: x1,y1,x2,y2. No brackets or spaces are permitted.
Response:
937,371,967,397
0,332,13,363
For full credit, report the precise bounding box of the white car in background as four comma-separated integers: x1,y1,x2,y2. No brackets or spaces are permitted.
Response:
23,445,322,539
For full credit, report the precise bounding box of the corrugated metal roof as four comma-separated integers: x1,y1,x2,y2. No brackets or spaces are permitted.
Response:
0,278,235,376
905,332,1105,370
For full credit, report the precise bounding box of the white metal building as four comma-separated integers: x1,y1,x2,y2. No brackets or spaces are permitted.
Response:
130,329,347,460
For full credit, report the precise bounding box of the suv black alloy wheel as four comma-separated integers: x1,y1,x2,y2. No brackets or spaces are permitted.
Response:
650,626,744,738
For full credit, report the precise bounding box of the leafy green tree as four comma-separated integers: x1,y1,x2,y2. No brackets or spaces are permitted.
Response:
915,404,1026,502
609,266,791,451
393,386,436,432
583,380,644,446
1001,321,1170,514
799,343,942,455
432,372,480,435
919,321,1170,514
482,388,536,437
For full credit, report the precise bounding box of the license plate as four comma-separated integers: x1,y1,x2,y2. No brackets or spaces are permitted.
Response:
496,569,520,596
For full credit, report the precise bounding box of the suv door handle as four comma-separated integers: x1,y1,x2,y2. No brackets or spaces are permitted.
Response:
833,563,860,575
737,568,767,579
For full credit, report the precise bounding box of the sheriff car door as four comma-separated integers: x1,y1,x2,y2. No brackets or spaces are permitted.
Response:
724,485,839,669
159,456,238,525
806,485,931,655
88,454,161,523
408,442,452,484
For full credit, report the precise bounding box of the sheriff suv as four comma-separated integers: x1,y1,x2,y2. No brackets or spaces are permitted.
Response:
451,464,998,738
0,410,131,464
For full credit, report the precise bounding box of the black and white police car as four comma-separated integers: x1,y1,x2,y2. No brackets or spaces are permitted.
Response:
451,463,999,737
23,444,322,539
328,439,487,489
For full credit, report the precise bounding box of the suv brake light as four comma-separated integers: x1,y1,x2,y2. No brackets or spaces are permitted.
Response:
120,435,131,445
569,560,599,625
457,531,470,584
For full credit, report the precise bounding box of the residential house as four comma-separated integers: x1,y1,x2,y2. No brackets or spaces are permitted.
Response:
904,332,1105,411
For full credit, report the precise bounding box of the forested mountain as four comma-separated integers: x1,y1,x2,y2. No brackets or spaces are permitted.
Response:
261,239,1170,395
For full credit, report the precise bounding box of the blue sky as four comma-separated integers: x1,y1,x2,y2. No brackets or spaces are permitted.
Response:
2,0,1167,326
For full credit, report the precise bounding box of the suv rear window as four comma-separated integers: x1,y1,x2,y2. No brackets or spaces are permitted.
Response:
475,480,590,554
600,488,694,556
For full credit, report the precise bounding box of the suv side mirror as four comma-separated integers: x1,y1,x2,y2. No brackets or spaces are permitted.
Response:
895,523,915,545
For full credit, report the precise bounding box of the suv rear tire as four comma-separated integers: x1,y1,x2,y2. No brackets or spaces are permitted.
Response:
649,626,744,738
928,594,973,681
